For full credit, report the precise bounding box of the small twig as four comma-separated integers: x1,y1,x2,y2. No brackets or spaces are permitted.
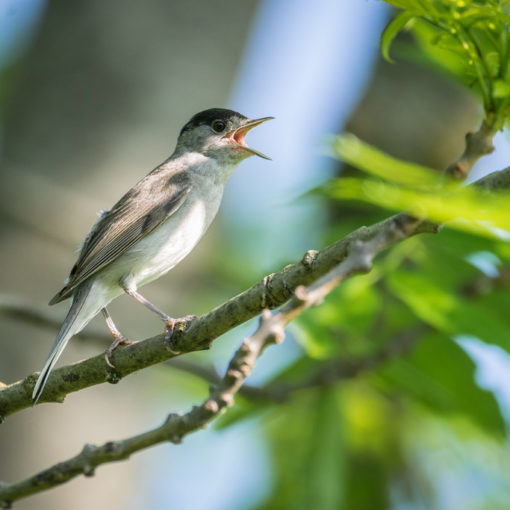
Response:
444,118,499,180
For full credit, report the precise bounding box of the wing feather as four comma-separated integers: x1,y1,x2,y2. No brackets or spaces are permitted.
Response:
49,168,191,304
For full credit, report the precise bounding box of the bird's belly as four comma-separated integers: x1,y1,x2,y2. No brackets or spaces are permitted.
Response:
110,199,210,289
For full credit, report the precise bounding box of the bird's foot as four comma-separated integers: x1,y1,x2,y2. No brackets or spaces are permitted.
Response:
105,335,134,368
164,315,197,354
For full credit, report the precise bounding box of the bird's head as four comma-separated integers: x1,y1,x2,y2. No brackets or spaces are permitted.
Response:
177,108,273,163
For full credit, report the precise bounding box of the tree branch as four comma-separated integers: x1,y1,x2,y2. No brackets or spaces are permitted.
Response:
444,118,499,179
0,166,508,421
475,165,510,190
0,295,109,343
0,296,433,406
0,215,437,419
0,226,403,507
0,297,273,401
0,297,423,403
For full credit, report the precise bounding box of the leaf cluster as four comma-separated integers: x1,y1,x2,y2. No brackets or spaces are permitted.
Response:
328,134,510,239
382,0,510,122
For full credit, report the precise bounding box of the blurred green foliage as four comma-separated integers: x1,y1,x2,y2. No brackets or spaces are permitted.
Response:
212,1,510,508
217,162,510,505
4,0,507,508
329,134,510,238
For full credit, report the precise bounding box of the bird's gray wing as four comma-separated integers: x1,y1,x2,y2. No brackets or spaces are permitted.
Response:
49,170,191,304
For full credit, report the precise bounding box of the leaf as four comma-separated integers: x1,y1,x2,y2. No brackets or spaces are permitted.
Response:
330,134,441,188
387,271,510,352
326,176,510,240
381,11,417,63
414,237,481,289
410,19,473,82
258,388,346,510
379,331,506,436
383,0,427,11
461,8,510,27
493,79,510,98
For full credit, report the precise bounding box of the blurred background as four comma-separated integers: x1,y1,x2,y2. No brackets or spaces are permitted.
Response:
1,0,510,509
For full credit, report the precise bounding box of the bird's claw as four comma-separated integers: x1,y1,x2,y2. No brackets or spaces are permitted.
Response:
105,335,134,368
164,319,178,354
164,315,197,354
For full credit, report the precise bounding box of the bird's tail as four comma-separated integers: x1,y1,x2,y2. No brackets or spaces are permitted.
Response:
32,282,93,404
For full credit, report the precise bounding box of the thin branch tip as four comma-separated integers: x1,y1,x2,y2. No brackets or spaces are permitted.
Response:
203,399,219,413
445,120,498,180
294,285,309,303
218,393,235,407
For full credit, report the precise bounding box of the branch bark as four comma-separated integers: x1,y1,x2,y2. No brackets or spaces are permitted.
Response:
1,298,424,403
444,118,499,179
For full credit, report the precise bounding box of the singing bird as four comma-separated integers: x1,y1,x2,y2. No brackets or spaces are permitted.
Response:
32,108,273,404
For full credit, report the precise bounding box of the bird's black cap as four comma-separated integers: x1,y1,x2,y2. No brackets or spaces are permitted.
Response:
180,108,247,135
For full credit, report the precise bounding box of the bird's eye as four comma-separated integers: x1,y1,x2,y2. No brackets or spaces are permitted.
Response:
211,120,227,133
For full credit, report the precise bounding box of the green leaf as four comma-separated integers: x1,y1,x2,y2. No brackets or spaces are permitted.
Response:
410,19,472,83
383,0,427,11
387,271,510,352
329,136,510,237
493,79,510,98
379,331,506,436
259,388,346,510
381,11,417,63
330,134,441,188
380,1,510,112
485,51,501,78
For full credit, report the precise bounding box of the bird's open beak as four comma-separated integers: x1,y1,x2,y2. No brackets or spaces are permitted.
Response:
224,116,274,160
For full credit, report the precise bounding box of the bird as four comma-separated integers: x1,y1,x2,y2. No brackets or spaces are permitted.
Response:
32,108,273,404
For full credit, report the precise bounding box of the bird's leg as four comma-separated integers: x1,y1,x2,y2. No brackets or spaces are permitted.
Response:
122,286,196,354
101,307,133,368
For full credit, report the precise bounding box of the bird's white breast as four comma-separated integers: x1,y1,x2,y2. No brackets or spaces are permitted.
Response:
112,174,228,293
128,196,210,287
